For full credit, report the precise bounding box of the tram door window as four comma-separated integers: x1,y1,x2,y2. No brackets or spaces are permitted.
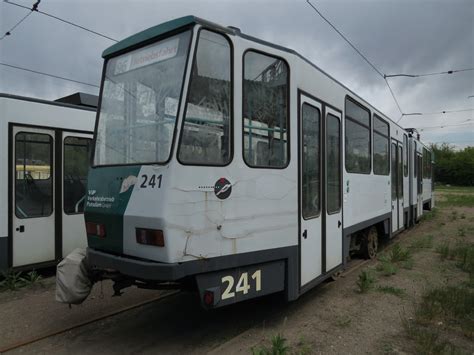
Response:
15,132,53,218
64,137,91,214
12,127,56,267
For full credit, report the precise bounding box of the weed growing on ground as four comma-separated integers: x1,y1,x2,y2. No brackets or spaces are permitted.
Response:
252,334,289,355
377,256,398,276
0,269,43,291
401,259,415,270
457,227,466,237
296,336,312,355
435,242,451,260
376,285,406,298
21,270,43,286
460,213,466,219
335,315,352,328
450,210,458,221
0,270,24,291
356,270,375,293
410,235,434,250
420,208,438,222
451,242,474,278
389,244,412,263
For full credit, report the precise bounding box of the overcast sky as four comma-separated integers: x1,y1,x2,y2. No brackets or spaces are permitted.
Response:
1,0,473,147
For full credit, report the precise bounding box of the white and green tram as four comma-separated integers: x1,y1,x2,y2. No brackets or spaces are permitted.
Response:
84,16,433,307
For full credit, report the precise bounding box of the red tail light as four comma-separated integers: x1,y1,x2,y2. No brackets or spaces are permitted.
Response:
136,228,165,247
203,290,214,306
86,222,106,238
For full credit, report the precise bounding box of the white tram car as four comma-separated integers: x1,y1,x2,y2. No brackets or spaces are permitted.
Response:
0,93,95,271
84,16,433,307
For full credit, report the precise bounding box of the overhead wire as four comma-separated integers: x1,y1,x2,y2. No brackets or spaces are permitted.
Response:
305,0,473,126
414,120,473,131
305,0,403,117
3,0,118,42
385,67,474,78
402,108,474,117
0,62,100,88
0,0,39,41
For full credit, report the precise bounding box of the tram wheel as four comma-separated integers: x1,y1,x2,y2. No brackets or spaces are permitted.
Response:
362,227,378,259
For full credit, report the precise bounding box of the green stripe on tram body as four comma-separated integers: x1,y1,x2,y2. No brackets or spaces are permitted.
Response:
84,166,141,254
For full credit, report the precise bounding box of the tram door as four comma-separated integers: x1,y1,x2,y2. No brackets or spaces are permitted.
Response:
325,108,342,272
417,153,423,218
391,140,404,232
299,95,343,287
12,126,55,267
61,133,92,257
391,141,398,232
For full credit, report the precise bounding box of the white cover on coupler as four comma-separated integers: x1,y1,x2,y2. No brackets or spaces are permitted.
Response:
56,248,92,304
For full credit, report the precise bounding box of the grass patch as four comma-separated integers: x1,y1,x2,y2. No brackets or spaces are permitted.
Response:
436,185,474,193
436,241,474,280
438,194,474,208
402,318,462,355
410,235,434,250
420,208,438,222
251,334,289,355
415,285,474,338
435,242,451,260
356,270,375,293
376,285,406,298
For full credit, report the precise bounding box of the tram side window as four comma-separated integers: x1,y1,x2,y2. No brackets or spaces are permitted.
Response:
373,115,389,175
64,137,91,214
15,132,53,218
391,143,397,200
345,98,370,174
302,104,320,218
403,135,408,177
243,51,289,168
422,148,431,178
398,145,403,198
327,114,341,213
178,30,232,165
414,143,417,178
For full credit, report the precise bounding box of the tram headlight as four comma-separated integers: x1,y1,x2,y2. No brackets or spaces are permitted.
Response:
135,228,165,247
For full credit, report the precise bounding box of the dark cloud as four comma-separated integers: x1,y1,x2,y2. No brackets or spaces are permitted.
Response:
1,0,472,146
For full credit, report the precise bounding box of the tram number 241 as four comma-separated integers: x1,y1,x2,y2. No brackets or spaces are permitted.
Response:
221,270,261,300
140,174,162,189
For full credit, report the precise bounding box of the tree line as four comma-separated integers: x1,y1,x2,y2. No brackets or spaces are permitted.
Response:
431,144,474,186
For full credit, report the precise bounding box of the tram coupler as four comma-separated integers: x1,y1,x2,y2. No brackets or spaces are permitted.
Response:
112,278,133,297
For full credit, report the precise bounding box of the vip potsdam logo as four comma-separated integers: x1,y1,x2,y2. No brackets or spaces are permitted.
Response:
214,178,232,200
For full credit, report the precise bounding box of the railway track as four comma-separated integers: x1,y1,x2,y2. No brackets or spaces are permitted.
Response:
0,291,180,354
0,226,418,354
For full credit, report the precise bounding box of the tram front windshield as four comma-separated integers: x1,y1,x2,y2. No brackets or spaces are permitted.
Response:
93,30,192,166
